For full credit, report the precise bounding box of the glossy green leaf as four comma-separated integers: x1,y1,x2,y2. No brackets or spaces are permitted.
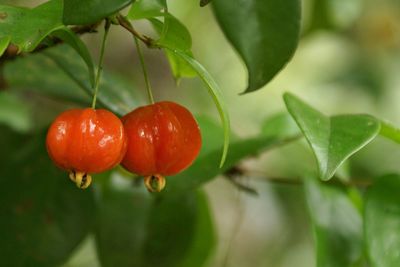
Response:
0,2,96,83
153,15,192,51
4,45,141,116
164,49,197,79
63,0,133,25
127,0,166,20
212,0,301,93
365,174,400,267
51,28,96,87
150,17,196,79
95,175,215,267
165,49,230,167
0,0,64,52
0,36,10,56
284,93,380,181
0,5,28,39
305,178,363,267
0,127,95,267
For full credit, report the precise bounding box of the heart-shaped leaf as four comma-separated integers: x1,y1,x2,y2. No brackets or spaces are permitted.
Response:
305,177,363,267
365,174,400,267
284,93,380,181
212,0,301,93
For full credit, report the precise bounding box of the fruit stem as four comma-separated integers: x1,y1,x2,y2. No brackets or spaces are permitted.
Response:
134,36,155,104
91,19,111,109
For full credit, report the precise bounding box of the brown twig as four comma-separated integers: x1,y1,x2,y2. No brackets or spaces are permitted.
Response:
224,165,373,194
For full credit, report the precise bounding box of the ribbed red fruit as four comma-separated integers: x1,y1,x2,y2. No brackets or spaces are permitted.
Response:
46,108,127,188
121,101,201,191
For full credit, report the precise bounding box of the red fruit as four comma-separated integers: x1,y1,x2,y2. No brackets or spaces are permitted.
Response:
121,101,201,192
46,108,127,189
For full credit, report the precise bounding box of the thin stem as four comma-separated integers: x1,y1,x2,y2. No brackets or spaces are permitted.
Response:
134,36,155,104
91,20,111,109
117,15,153,47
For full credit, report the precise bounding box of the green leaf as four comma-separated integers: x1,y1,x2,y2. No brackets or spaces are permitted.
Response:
379,120,400,145
0,5,28,39
0,0,64,52
164,49,197,79
304,178,363,267
63,0,133,25
0,2,95,84
165,49,230,167
284,93,380,181
51,28,96,87
95,175,215,267
212,0,301,93
0,36,10,56
365,174,400,267
150,17,196,79
127,0,166,20
4,45,141,116
0,127,95,267
152,15,192,51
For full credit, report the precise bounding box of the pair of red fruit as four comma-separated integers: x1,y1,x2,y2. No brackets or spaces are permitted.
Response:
46,101,202,192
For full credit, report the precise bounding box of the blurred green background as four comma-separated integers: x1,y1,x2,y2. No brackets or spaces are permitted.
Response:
1,0,400,266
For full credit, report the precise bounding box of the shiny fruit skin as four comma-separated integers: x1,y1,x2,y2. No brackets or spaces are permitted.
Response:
46,108,127,174
121,101,201,176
